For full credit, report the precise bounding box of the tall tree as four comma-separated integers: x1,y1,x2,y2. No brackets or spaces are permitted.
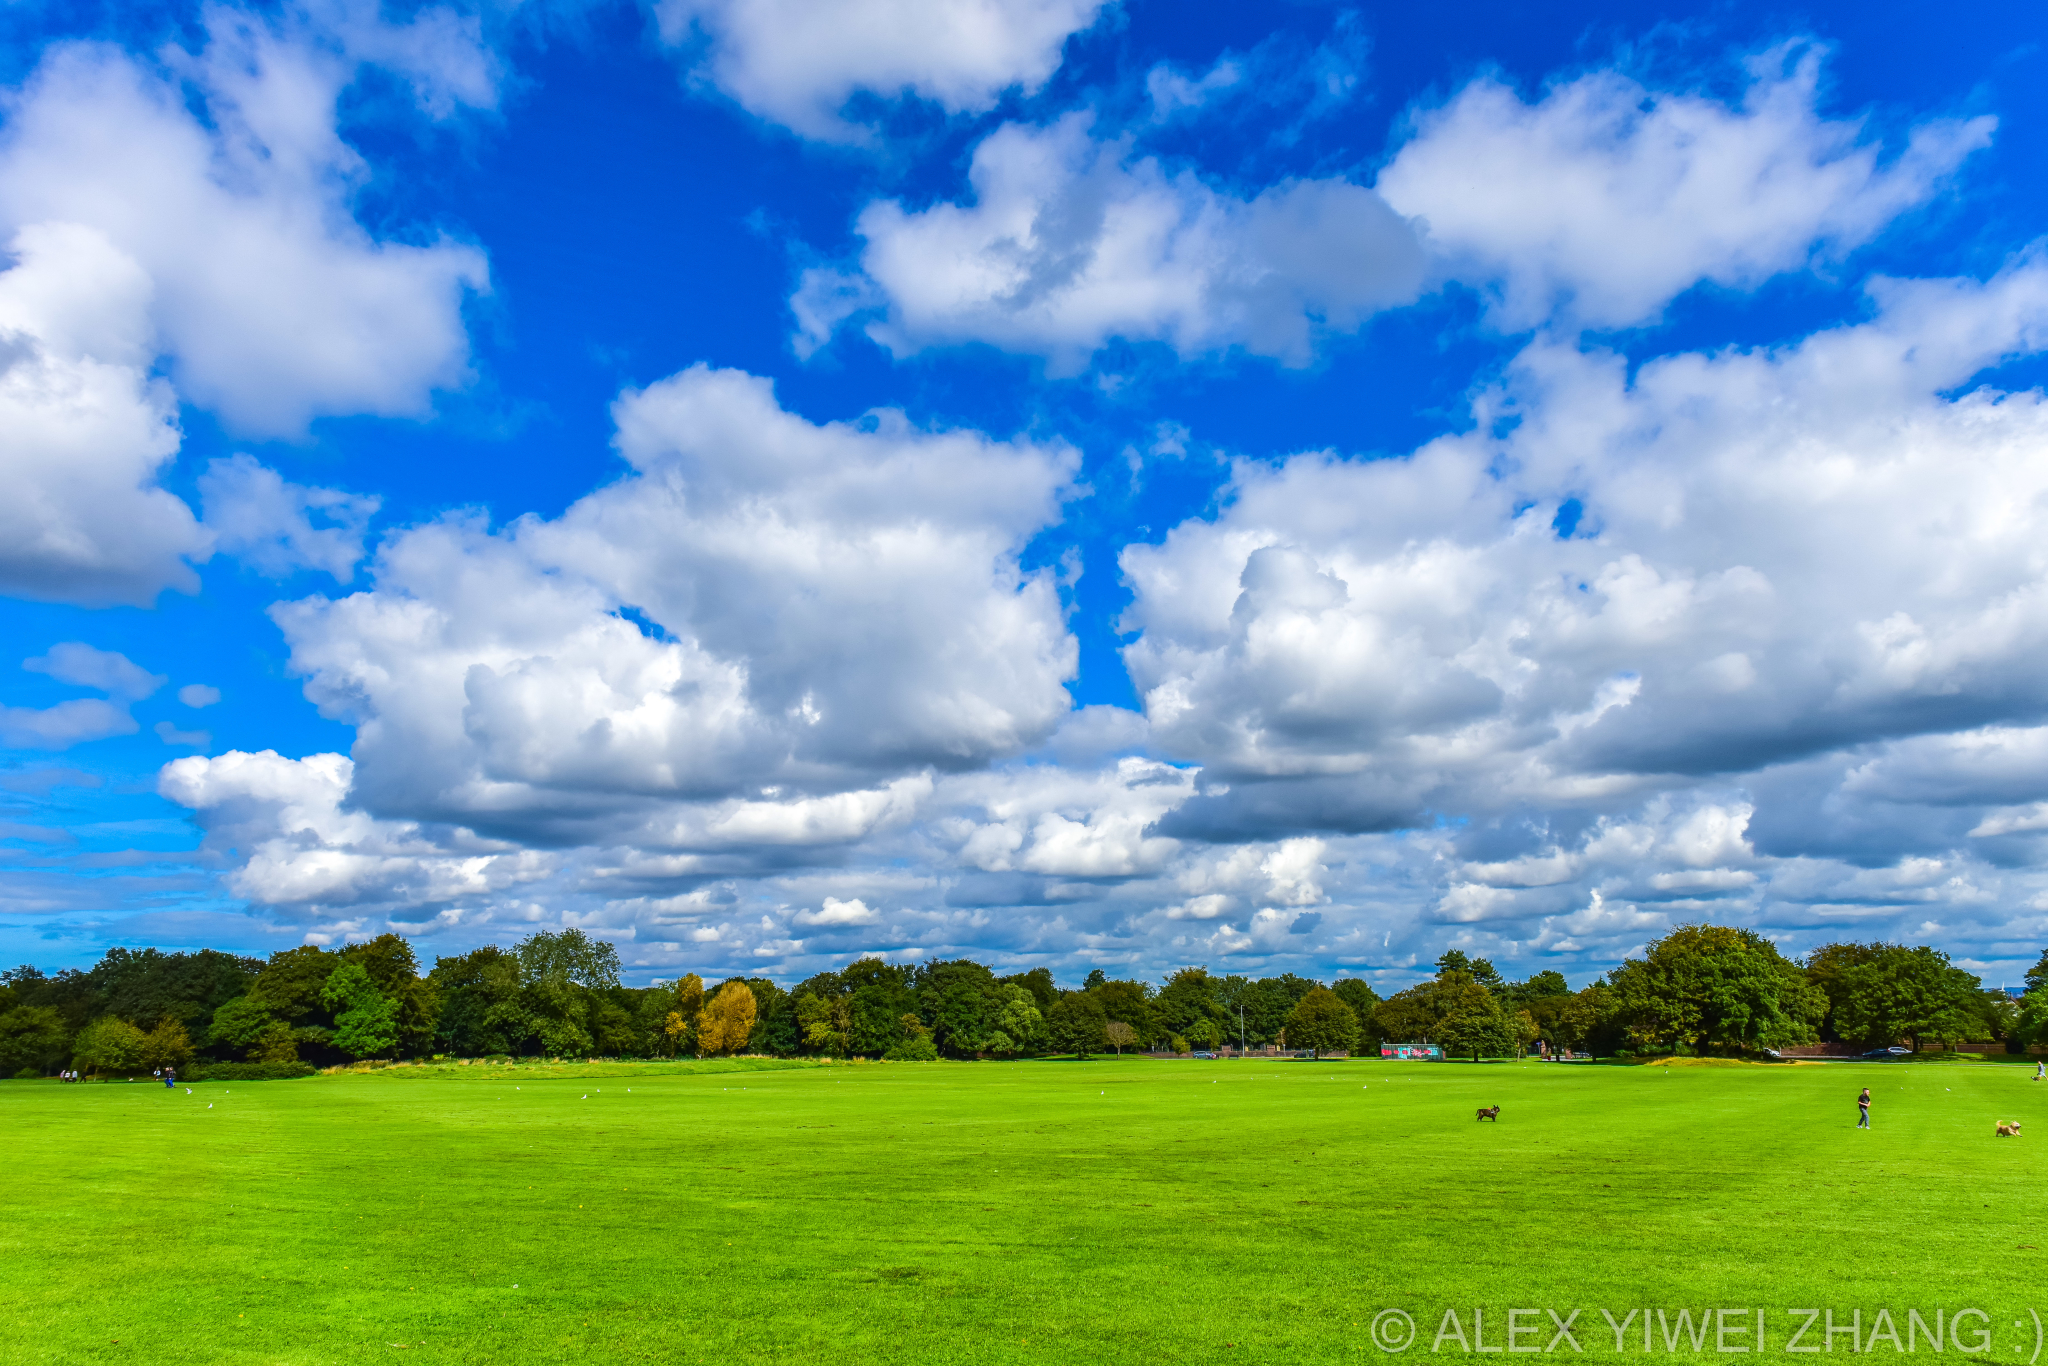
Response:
1001,968,1057,1014
1046,992,1108,1058
697,981,758,1055
1834,945,1985,1051
1092,979,1157,1045
1609,924,1823,1054
322,963,400,1059
1331,979,1381,1047
0,1006,70,1076
72,1017,146,1076
1283,987,1361,1057
1155,967,1225,1041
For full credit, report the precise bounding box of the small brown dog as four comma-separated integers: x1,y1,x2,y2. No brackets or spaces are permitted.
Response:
1476,1105,1501,1122
1997,1121,2022,1137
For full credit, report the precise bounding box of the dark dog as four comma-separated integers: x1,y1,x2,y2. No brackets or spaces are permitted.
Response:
1476,1105,1501,1122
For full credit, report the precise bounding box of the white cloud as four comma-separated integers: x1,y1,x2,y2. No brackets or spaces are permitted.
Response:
0,222,209,607
1377,44,1993,329
155,720,212,749
25,641,164,700
159,749,552,912
1121,257,2048,827
654,0,1108,141
794,113,1426,368
0,13,492,437
794,896,882,926
269,365,1077,844
178,684,222,709
1,641,163,749
0,697,139,750
200,454,380,581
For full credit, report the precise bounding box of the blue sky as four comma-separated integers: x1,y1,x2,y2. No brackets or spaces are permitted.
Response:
4,0,2048,988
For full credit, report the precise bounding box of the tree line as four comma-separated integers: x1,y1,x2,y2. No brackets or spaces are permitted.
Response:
0,921,2035,1077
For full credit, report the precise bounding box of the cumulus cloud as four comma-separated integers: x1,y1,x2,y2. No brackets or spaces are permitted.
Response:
1122,257,2048,815
268,365,1077,846
793,113,1426,368
794,896,882,926
157,264,2048,980
1377,44,1993,329
200,454,380,581
0,222,209,607
0,10,492,437
654,0,1108,141
159,749,552,914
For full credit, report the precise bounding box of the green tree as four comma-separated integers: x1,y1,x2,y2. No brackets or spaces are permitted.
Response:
1330,978,1381,1048
253,946,341,1026
992,985,1045,1054
740,979,792,1055
1609,924,1823,1054
92,947,262,1041
1155,967,1225,1042
795,992,851,1057
2024,950,2048,997
1091,979,1157,1046
342,935,437,1056
249,1021,301,1063
1557,981,1619,1056
1373,986,1439,1046
513,929,621,990
884,1013,940,1060
1438,993,1515,1061
429,946,522,1056
914,959,1006,1057
1000,968,1057,1014
513,930,618,1058
207,995,275,1056
0,1005,71,1075
322,963,400,1059
1046,992,1108,1058
844,958,917,1056
1835,945,1985,1051
1284,987,1361,1058
1803,942,1885,1041
72,1017,147,1076
137,1018,195,1071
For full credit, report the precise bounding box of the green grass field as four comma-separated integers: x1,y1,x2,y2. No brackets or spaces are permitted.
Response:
5,1057,2044,1364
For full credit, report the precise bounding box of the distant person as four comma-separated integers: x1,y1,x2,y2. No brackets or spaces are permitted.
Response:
164,1068,176,1089
2035,1060,2043,1082
1857,1086,1872,1129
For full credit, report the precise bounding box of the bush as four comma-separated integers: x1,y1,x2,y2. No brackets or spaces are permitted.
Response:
884,1035,940,1061
15,1066,41,1079
185,1062,317,1081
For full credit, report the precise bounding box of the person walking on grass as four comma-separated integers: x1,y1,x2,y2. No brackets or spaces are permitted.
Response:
2035,1060,2043,1082
1857,1086,1872,1129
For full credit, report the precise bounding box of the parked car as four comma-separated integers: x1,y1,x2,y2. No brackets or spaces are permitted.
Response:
1191,1051,1218,1060
1861,1047,1911,1058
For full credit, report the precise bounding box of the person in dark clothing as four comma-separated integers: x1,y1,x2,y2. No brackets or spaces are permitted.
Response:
1857,1086,1871,1129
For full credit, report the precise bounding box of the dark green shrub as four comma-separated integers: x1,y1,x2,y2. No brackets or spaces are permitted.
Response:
185,1062,317,1081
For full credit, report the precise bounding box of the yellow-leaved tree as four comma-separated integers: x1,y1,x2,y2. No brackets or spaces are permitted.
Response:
665,974,704,1056
696,981,757,1056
